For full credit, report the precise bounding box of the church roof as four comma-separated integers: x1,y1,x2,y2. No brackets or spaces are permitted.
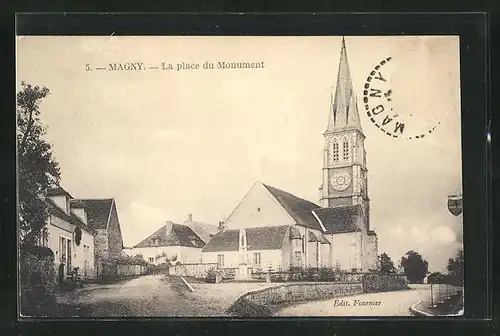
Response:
326,37,363,134
134,222,206,248
313,204,362,234
202,225,293,252
262,183,323,231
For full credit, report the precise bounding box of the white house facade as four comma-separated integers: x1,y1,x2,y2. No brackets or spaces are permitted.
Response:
132,221,206,265
43,187,97,279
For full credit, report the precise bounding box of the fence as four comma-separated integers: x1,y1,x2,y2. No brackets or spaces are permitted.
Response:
425,284,463,308
116,264,147,276
168,263,218,278
97,262,148,279
252,269,365,283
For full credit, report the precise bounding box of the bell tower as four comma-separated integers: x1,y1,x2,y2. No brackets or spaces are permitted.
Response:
319,37,370,228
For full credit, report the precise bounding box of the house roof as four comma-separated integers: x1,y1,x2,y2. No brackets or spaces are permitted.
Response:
75,199,114,229
202,225,295,252
46,198,96,235
262,183,323,231
246,226,290,251
134,223,206,249
69,199,88,209
289,226,302,239
182,218,219,244
313,205,362,234
308,231,321,242
47,187,73,199
201,229,239,252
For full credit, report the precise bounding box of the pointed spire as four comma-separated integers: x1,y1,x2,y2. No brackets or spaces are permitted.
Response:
326,37,363,133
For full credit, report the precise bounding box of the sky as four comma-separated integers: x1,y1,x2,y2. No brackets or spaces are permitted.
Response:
16,35,463,272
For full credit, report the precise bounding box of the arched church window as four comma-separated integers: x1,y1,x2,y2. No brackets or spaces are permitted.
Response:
343,139,349,161
332,142,339,162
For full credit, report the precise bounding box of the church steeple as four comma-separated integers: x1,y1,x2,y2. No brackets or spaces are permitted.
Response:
320,37,369,224
326,37,363,134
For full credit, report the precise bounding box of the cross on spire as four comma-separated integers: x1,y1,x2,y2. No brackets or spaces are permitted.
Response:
326,37,363,133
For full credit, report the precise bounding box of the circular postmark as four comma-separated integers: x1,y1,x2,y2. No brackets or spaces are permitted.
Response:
363,57,442,140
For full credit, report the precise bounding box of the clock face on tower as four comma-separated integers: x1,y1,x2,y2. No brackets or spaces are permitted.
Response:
330,171,352,191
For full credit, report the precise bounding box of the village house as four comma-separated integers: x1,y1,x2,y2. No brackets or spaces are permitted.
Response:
132,221,207,265
76,198,125,277
44,187,97,279
43,187,126,279
200,38,379,277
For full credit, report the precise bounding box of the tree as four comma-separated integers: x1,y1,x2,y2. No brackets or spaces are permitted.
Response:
378,253,396,274
446,249,464,286
427,271,446,284
399,250,429,284
17,82,60,251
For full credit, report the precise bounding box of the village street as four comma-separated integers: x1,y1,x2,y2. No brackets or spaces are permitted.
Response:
57,274,284,317
57,274,429,317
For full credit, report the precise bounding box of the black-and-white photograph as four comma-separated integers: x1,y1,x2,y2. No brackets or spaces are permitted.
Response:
16,35,464,318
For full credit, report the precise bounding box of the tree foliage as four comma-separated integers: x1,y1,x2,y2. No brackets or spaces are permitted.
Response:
378,252,396,274
446,249,464,286
399,250,429,284
427,271,446,284
17,81,60,250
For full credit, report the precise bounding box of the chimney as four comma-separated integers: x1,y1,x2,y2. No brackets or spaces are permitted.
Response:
188,214,193,221
165,221,174,234
218,221,225,231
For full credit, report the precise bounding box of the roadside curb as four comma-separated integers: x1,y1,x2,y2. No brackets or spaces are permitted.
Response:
409,300,464,317
409,300,434,316
180,276,195,292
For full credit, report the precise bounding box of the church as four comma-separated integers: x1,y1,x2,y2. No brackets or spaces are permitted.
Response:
202,38,379,276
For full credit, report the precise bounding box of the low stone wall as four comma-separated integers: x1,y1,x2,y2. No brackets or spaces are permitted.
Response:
228,273,409,316
169,263,217,278
229,282,363,316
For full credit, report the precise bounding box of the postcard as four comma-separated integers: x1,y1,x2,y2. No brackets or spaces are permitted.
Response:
16,35,463,318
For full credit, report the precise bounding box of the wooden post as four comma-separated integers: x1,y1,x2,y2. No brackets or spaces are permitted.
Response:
430,283,433,307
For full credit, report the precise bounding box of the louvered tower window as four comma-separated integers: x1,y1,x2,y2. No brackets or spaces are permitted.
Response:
332,142,339,162
343,140,349,161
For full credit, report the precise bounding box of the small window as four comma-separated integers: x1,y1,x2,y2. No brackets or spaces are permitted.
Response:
217,254,224,268
41,227,49,247
332,142,339,162
343,140,349,161
301,235,306,253
148,257,154,263
253,252,261,265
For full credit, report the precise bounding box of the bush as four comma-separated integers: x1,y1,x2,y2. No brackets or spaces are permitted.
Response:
319,267,335,281
20,251,57,316
204,268,217,283
304,267,320,281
